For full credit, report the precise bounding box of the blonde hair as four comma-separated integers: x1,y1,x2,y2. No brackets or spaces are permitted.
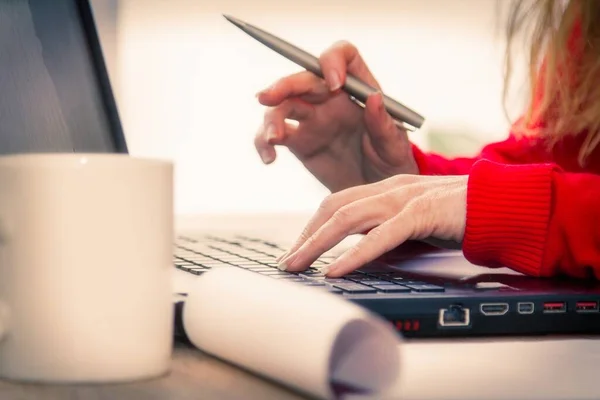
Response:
503,0,600,165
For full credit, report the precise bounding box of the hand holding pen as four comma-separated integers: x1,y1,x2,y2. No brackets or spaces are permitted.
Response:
224,15,424,131
226,17,419,192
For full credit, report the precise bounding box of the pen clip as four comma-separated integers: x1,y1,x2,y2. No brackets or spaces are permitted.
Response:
348,96,416,132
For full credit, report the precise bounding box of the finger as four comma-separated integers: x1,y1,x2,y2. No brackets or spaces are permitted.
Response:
363,91,410,162
256,71,330,106
254,121,298,164
278,176,419,270
278,186,376,270
254,99,313,164
323,211,416,278
282,196,387,272
319,40,380,91
263,98,314,141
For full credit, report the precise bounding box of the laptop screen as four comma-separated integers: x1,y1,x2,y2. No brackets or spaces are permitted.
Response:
0,0,127,155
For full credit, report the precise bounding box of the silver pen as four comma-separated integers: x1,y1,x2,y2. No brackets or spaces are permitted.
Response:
223,15,425,131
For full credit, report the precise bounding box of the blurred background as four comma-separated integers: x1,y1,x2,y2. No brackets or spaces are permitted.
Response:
90,0,529,216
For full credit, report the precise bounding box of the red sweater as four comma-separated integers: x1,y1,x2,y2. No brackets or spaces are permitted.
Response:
411,132,600,280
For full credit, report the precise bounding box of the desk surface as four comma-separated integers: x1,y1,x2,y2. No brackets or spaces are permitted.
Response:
0,341,306,400
2,213,598,400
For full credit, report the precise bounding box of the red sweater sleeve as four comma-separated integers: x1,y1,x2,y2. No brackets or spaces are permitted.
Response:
410,127,547,175
463,159,600,279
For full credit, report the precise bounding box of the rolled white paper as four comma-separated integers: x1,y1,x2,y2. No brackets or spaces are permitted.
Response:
182,267,401,399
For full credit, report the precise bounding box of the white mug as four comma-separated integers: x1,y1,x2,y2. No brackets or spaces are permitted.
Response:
0,153,174,383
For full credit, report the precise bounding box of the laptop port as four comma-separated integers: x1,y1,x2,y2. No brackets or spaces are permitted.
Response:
517,302,534,314
480,303,509,316
543,302,566,313
575,301,599,313
438,305,470,327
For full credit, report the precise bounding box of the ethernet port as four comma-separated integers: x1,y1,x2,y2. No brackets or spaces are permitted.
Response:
438,304,470,327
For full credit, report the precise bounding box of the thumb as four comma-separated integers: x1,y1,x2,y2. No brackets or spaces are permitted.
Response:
363,91,409,162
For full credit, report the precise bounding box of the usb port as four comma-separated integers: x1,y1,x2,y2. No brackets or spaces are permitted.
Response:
543,302,566,313
575,301,599,313
517,302,534,314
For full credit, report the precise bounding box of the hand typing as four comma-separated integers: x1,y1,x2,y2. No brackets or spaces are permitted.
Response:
277,175,468,277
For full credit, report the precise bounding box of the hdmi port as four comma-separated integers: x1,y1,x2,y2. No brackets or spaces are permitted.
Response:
480,303,509,316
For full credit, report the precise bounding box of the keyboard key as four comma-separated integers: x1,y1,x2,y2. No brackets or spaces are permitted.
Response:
247,256,278,262
198,261,233,268
185,268,209,275
230,249,261,255
217,257,245,263
390,278,425,284
174,261,195,266
245,267,274,272
179,256,213,263
230,260,264,267
345,272,368,280
271,276,306,282
332,283,377,294
348,275,385,281
299,271,326,278
403,284,445,292
243,246,277,255
174,256,196,262
371,272,407,278
357,280,395,286
310,277,347,284
302,281,326,286
259,271,291,276
372,284,411,293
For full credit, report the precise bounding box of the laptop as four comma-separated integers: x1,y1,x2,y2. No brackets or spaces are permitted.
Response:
9,0,600,339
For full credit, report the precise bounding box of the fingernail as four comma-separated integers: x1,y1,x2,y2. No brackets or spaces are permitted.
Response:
278,253,296,270
374,91,384,112
327,70,342,91
255,88,268,98
257,81,278,97
266,123,277,142
259,150,274,164
319,265,331,275
277,261,288,271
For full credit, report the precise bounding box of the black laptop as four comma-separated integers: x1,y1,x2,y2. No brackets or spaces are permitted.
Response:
10,0,600,339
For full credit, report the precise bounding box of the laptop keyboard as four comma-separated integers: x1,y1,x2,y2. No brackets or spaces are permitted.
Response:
174,234,445,295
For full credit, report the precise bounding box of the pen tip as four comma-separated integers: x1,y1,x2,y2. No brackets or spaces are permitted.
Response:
222,14,245,28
